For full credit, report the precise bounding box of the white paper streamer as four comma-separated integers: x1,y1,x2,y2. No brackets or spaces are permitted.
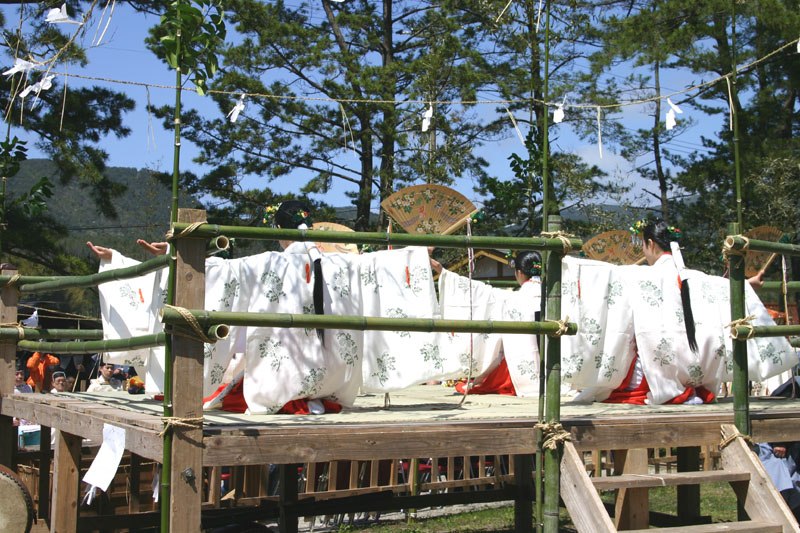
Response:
19,75,55,100
22,309,39,327
340,103,357,157
3,58,35,77
152,466,160,502
421,104,433,132
503,106,525,146
227,94,245,123
596,107,603,158
45,4,80,24
670,241,688,282
665,98,682,131
553,103,565,124
725,76,734,131
83,424,126,492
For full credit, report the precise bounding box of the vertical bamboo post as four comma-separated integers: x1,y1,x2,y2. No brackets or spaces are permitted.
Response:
543,216,563,533
0,265,18,469
728,222,750,436
50,431,81,533
168,208,206,533
730,2,742,228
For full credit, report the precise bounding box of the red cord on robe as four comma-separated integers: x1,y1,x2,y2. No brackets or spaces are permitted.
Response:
455,358,517,396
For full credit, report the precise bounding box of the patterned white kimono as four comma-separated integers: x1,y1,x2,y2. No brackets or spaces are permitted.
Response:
360,248,463,392
237,244,363,413
563,255,797,404
437,270,541,396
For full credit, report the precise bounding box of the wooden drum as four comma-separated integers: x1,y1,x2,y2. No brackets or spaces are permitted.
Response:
0,464,34,533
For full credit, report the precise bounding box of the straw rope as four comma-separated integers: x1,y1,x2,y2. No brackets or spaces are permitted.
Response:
540,231,575,253
723,234,750,262
164,304,215,344
165,220,207,241
719,428,754,449
726,314,756,340
545,315,570,338
157,416,204,438
534,422,571,451
4,273,20,288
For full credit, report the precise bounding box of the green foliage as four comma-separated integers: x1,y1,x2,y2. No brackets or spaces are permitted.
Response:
149,0,226,95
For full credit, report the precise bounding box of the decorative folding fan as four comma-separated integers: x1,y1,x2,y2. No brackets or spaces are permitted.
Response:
311,222,359,254
582,230,644,265
743,225,785,277
380,184,479,235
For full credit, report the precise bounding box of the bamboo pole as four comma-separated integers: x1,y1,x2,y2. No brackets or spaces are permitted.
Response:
760,281,800,293
160,308,577,336
731,1,742,228
169,223,583,251
728,222,750,437
542,216,564,533
206,235,229,256
725,236,800,257
0,275,57,284
19,255,169,293
17,333,166,354
730,324,800,341
484,280,519,288
790,337,800,348
0,328,103,340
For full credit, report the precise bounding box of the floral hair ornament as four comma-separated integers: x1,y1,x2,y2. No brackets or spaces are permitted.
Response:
291,210,313,227
505,249,518,265
667,225,681,241
529,259,542,277
629,218,648,246
262,204,280,225
469,211,484,225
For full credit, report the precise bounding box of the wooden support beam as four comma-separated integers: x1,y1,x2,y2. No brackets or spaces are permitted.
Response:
0,266,19,469
169,208,207,533
50,431,81,533
279,464,299,533
613,448,650,530
720,424,800,532
591,470,749,490
560,441,615,533
513,453,534,533
39,425,51,521
678,446,701,525
129,453,142,514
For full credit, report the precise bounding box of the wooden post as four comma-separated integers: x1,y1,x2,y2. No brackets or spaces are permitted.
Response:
613,448,649,530
514,454,534,533
279,463,299,533
50,431,81,533
169,208,207,533
677,446,701,525
39,425,52,521
728,222,750,437
0,266,18,469
129,453,142,514
543,216,564,533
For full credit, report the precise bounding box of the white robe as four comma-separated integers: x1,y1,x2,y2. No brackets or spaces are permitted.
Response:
563,255,797,404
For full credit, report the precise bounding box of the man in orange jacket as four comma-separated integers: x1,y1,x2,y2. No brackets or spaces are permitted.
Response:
27,351,60,392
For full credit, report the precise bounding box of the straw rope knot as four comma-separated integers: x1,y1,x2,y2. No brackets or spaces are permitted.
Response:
726,314,757,340
719,428,754,449
723,234,750,262
165,220,207,242
4,273,20,288
157,416,204,438
535,422,572,451
164,304,216,344
545,315,570,338
541,231,576,253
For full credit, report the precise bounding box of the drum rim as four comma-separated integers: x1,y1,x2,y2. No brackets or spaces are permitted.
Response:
0,463,34,533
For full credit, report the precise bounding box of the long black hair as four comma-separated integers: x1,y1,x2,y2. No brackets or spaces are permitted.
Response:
512,250,542,280
275,200,312,229
643,219,698,353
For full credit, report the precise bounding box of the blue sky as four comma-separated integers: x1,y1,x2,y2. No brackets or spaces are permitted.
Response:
2,3,728,213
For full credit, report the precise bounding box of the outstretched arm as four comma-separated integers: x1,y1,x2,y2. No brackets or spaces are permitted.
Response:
86,241,112,261
136,240,169,256
748,270,765,290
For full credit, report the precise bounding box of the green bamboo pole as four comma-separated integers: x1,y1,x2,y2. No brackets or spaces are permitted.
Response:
725,236,800,257
18,333,166,354
484,280,519,289
160,308,577,336
730,324,800,341
0,328,103,340
728,222,750,436
169,223,583,251
542,216,563,533
19,255,169,293
206,235,229,256
731,1,742,228
760,281,800,293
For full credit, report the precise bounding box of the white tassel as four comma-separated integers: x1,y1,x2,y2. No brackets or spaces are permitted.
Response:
665,98,682,131
421,104,433,132
553,103,565,124
227,94,245,123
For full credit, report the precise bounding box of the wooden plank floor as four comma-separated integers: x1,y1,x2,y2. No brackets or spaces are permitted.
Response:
4,388,800,465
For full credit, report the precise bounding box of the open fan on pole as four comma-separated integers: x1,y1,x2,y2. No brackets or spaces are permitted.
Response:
311,222,359,254
381,184,478,235
582,230,645,265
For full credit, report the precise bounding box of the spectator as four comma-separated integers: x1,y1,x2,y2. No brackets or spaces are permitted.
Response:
51,371,67,393
65,374,77,392
14,363,32,394
26,351,59,392
87,361,123,392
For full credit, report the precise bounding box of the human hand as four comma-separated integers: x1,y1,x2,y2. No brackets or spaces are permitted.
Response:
137,239,169,256
86,241,112,261
748,270,765,290
774,446,787,458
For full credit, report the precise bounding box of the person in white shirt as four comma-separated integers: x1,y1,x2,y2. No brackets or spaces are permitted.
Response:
87,361,123,392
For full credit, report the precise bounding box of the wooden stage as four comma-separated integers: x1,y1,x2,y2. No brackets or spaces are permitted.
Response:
5,386,800,465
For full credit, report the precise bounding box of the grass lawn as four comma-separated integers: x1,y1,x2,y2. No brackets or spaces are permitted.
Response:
329,482,741,531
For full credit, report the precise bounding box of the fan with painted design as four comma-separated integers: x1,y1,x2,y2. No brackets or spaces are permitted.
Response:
743,225,786,277
311,222,360,254
582,230,645,265
381,184,478,235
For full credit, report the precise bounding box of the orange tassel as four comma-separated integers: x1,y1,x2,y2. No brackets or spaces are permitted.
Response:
306,263,311,283
677,275,682,290
578,280,581,299
406,266,410,286
138,288,145,303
